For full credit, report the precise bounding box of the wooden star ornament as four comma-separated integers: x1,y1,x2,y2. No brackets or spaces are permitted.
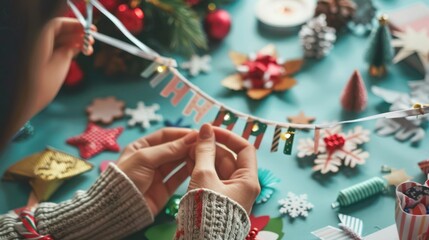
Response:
222,44,304,100
86,96,125,124
383,169,412,186
66,123,124,159
3,147,92,201
287,111,316,124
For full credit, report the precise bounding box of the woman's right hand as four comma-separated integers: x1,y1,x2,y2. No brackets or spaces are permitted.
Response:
188,124,261,214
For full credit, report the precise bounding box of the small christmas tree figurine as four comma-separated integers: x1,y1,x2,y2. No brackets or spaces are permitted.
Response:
340,70,368,112
299,14,336,59
364,14,394,77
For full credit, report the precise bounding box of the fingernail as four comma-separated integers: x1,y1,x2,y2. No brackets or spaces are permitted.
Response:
199,124,213,139
184,131,197,144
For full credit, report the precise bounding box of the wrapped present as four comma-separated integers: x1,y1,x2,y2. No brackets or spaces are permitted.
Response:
395,180,429,240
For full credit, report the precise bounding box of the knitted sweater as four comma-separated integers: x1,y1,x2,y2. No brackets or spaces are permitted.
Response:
0,164,250,239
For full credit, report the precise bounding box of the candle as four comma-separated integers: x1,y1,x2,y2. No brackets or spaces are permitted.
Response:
256,0,316,30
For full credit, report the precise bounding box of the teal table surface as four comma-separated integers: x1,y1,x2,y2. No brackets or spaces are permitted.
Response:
1,0,429,239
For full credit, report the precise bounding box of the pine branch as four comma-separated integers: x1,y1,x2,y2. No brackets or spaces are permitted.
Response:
146,0,207,55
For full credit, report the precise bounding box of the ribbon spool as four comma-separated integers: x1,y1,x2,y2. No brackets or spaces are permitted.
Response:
332,177,387,209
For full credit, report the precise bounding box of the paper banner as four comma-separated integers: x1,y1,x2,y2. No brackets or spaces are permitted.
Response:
150,68,169,88
161,75,191,106
182,93,213,123
242,120,267,149
270,125,282,152
212,107,238,130
141,62,160,78
283,127,296,155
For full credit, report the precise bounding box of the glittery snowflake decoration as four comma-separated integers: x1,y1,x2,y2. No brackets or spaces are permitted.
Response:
125,101,163,129
181,54,211,77
256,168,281,204
297,125,370,174
278,192,314,218
372,75,429,143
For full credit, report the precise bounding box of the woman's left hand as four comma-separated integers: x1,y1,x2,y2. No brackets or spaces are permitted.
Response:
116,128,198,215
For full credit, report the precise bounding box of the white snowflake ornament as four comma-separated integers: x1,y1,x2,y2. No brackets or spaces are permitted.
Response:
125,101,163,129
279,192,314,218
297,125,370,174
181,54,211,77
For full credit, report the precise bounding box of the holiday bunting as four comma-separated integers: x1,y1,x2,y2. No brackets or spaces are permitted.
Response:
71,0,429,158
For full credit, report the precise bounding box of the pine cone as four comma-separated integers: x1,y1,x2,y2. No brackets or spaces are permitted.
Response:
315,0,356,31
299,14,336,59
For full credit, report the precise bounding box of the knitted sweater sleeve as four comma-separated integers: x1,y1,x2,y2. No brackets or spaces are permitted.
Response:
174,188,251,240
0,163,154,240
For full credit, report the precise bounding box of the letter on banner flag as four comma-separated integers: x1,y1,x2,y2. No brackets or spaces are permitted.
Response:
183,93,213,123
242,120,267,149
140,62,169,87
212,107,238,130
160,75,190,106
282,127,296,155
270,125,282,152
141,62,159,78
271,126,296,155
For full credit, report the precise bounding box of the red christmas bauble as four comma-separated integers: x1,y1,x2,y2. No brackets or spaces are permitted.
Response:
64,60,84,87
99,0,120,12
115,4,145,34
185,0,200,6
204,9,231,41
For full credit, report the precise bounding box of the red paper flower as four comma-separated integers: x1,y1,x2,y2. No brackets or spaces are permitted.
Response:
222,45,303,100
66,123,123,159
297,125,370,174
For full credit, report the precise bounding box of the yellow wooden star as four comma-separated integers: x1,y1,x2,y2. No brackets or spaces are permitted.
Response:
3,147,92,201
383,169,412,186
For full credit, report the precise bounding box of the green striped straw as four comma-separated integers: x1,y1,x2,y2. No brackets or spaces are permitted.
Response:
332,177,387,209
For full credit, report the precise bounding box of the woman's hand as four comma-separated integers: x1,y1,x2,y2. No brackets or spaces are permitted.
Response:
116,128,198,216
31,17,96,115
188,124,261,214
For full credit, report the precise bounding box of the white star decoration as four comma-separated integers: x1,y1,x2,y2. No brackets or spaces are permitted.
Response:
181,54,212,77
125,101,163,129
392,28,429,69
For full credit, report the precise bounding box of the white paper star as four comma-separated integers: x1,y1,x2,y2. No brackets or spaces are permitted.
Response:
392,28,429,69
125,101,163,129
181,54,211,77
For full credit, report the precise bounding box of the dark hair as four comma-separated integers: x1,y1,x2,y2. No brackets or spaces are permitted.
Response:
0,0,66,150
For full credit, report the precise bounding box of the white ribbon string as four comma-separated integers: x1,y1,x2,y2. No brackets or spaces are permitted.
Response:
67,0,177,67
66,0,429,130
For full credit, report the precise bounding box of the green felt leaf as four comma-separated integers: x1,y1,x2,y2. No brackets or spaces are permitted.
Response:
264,217,284,239
144,222,177,240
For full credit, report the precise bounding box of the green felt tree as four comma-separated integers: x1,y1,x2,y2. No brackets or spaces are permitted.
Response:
364,14,394,77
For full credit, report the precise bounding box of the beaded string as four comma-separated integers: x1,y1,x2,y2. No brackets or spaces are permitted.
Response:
332,177,387,209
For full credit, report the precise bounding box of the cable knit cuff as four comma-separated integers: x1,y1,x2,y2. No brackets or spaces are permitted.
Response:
175,188,250,240
35,163,154,240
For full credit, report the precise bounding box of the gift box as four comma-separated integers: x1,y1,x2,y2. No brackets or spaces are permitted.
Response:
395,180,429,240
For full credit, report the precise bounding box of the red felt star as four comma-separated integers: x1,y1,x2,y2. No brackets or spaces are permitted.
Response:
66,123,123,159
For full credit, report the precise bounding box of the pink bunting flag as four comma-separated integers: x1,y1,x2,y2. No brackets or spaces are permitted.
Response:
160,75,191,106
182,93,213,123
